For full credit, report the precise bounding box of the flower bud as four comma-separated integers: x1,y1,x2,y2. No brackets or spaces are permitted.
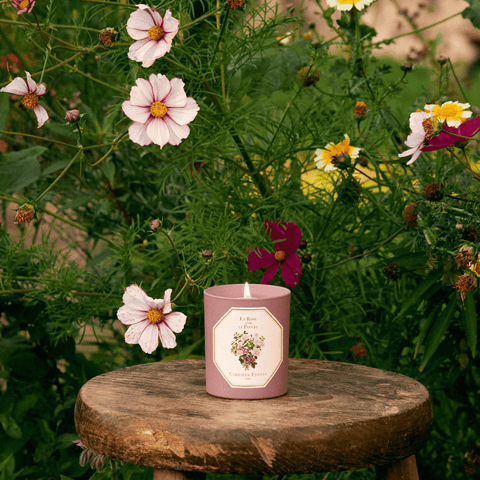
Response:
353,101,367,120
65,109,80,122
297,66,321,87
299,240,308,250
150,219,161,231
302,253,311,264
437,56,448,66
401,62,413,72
14,203,35,225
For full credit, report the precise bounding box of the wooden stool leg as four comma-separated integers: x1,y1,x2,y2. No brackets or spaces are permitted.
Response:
375,454,419,480
153,469,206,480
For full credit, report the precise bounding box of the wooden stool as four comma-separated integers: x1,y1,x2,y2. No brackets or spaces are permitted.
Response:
74,359,432,480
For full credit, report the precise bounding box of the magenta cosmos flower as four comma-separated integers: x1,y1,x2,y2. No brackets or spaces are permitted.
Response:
117,285,187,353
422,116,480,152
12,0,35,14
126,5,179,68
248,220,302,288
122,73,199,148
0,71,48,128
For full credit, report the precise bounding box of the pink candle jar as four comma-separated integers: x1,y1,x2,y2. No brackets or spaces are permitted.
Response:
204,283,290,399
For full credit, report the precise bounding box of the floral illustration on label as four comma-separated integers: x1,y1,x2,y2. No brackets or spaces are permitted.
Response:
231,331,265,370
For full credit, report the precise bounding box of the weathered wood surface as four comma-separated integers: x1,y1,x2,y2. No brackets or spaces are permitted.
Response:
375,454,419,480
75,359,432,474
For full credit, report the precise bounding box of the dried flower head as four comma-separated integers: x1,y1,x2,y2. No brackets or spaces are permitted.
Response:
462,225,478,243
454,246,474,268
226,0,244,8
383,262,400,281
202,249,213,258
14,203,35,225
453,274,476,303
403,203,417,227
350,343,367,359
423,182,443,201
353,101,367,120
297,66,321,87
99,28,119,47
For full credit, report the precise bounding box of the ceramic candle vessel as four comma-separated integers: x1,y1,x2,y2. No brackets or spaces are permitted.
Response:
204,283,290,399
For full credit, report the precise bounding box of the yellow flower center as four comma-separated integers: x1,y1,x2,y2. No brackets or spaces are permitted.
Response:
150,101,167,118
19,0,29,8
148,26,164,41
323,138,355,166
275,251,286,262
337,0,360,4
147,309,164,324
431,103,465,123
22,93,38,110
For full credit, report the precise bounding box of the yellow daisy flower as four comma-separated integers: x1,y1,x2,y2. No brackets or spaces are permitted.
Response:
424,101,472,128
314,134,360,172
326,0,375,11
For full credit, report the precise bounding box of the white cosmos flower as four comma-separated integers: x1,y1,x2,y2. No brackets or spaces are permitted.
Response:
0,71,48,128
117,285,187,354
122,73,200,149
398,111,432,165
326,0,375,11
126,5,179,68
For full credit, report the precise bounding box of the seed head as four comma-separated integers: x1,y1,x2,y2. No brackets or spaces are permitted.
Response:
462,225,478,243
403,203,418,228
383,262,400,281
14,203,35,225
454,246,474,268
99,28,119,47
423,182,443,201
453,274,476,303
226,0,244,8
297,66,321,87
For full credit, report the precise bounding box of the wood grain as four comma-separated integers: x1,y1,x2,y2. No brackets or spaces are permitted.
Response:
75,359,432,474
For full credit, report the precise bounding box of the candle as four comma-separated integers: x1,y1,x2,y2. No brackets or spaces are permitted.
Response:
204,283,290,399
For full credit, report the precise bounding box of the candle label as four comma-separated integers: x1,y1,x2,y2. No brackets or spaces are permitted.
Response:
213,307,283,388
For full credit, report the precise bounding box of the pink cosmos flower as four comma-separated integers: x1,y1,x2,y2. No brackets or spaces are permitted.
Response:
422,116,480,152
398,111,432,165
0,71,48,128
248,219,302,288
117,285,187,354
12,0,35,15
126,5,179,68
122,73,199,149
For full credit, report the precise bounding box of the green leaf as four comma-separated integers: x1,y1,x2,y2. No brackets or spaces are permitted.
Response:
414,302,442,358
419,295,457,372
0,94,9,132
0,146,46,193
0,414,22,439
395,269,444,320
463,293,477,357
0,453,14,475
462,0,480,29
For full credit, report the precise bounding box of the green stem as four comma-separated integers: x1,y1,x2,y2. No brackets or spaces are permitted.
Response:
35,150,83,203
372,11,463,47
179,8,223,30
0,130,78,148
448,58,469,104
0,18,102,32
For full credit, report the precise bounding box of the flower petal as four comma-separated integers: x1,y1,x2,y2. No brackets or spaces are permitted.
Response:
162,10,179,34
33,105,48,128
0,76,28,96
261,262,279,284
166,97,200,126
128,38,151,61
150,73,171,102
25,71,37,94
125,320,149,345
131,78,154,106
248,249,275,271
163,78,187,108
122,284,151,311
158,322,177,348
284,222,302,255
162,288,172,314
284,252,301,274
163,116,190,145
122,100,151,123
127,7,155,34
138,323,160,354
117,305,146,325
164,311,186,333
146,117,170,148
128,121,152,146
281,261,301,288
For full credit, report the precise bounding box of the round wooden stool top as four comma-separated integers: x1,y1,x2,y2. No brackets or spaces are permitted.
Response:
75,359,432,475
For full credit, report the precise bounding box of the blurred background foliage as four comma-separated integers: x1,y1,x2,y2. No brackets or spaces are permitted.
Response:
1,0,480,478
